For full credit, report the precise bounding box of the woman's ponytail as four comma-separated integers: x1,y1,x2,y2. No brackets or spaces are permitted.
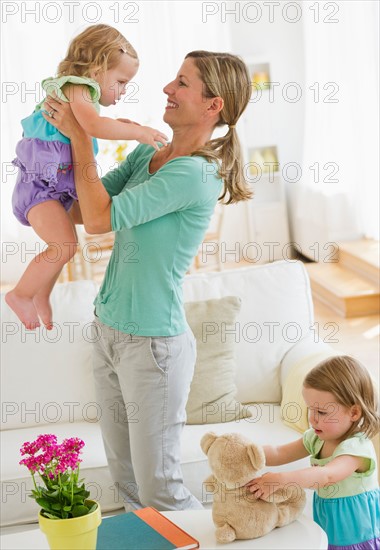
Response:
186,51,253,204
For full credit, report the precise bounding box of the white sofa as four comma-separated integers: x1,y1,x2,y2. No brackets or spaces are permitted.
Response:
0,260,334,527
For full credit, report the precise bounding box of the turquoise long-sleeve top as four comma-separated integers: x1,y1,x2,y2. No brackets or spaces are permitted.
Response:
94,144,222,336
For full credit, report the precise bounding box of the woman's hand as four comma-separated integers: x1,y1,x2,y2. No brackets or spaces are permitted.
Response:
42,93,88,142
246,472,284,500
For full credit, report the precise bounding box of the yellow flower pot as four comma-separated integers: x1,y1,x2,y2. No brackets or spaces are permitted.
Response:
39,501,101,550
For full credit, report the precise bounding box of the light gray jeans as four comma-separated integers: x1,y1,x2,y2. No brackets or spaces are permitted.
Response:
92,316,203,511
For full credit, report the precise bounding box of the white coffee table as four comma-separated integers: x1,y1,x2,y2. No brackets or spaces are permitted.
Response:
0,510,328,549
165,510,328,549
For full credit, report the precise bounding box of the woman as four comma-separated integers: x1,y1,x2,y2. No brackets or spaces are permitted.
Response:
43,51,252,510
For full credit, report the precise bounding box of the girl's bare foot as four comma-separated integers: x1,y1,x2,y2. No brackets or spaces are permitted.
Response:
5,290,40,329
33,294,53,330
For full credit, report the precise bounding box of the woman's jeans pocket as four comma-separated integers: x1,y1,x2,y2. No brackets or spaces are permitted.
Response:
149,337,170,373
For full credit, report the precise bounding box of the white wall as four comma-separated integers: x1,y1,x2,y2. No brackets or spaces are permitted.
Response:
226,0,305,246
1,1,232,283
1,1,308,283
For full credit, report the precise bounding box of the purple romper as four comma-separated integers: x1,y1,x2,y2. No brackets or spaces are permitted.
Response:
11,75,100,226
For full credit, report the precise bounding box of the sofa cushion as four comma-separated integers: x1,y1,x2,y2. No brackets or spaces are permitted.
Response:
0,281,99,431
183,261,314,404
185,296,251,424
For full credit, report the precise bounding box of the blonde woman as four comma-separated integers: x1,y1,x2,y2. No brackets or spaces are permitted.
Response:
6,24,167,330
43,51,252,510
247,356,380,549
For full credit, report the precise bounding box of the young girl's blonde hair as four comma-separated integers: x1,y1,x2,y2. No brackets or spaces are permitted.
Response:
185,51,252,205
304,355,380,439
57,24,138,78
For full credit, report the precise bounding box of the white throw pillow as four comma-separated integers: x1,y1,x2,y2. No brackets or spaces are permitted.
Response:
183,261,314,404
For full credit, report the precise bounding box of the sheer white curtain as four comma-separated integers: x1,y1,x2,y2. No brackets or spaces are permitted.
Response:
1,1,230,283
1,17,69,282
293,0,379,257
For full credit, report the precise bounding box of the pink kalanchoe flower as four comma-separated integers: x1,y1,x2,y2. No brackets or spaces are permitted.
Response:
40,447,55,465
19,457,38,474
20,434,58,458
19,434,89,520
37,434,58,449
20,441,39,456
62,438,85,452
20,435,85,477
66,454,82,470
20,441,30,456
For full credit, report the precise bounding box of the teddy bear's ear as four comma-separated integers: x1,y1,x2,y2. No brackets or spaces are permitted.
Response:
247,444,266,470
200,432,218,455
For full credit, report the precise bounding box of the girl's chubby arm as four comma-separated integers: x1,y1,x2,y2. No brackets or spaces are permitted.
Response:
63,84,167,148
261,437,309,467
247,449,366,501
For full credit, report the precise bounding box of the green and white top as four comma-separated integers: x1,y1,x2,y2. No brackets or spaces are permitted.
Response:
303,429,378,499
38,75,101,113
21,75,101,147
303,429,380,546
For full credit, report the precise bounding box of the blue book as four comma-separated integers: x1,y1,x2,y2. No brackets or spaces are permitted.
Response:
96,507,199,550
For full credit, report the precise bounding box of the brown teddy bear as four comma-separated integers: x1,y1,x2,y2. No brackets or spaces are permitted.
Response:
201,432,306,543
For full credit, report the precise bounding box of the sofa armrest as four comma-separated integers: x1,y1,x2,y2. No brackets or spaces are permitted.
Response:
279,334,341,433
280,333,340,390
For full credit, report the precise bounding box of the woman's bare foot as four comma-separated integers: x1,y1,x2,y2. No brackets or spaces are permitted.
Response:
33,294,53,330
5,290,40,329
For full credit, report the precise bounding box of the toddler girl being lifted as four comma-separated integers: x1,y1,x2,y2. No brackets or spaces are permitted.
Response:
6,24,167,330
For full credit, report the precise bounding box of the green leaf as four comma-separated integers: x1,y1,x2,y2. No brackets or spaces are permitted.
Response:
36,498,53,511
51,503,62,511
72,495,85,504
71,505,89,517
74,490,90,500
73,489,89,499
87,503,98,514
43,512,60,520
63,506,72,512
42,478,55,490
